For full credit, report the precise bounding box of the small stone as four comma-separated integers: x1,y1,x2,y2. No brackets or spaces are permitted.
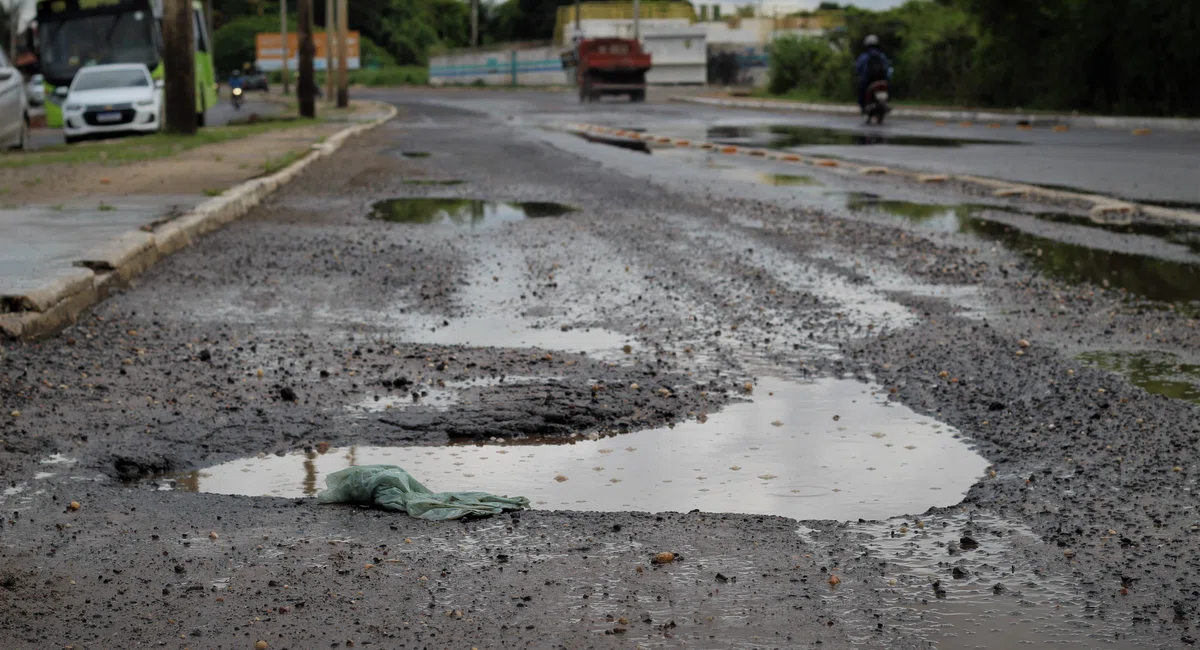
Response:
209,531,219,540
630,383,639,390
68,501,81,511
622,344,633,354
938,371,950,378
743,382,754,393
1018,339,1030,348
9,410,19,418
653,552,675,564
554,475,568,483
828,575,841,586
256,641,268,650
280,387,297,401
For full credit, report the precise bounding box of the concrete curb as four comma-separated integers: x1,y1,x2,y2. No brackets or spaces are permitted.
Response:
1,101,398,341
562,121,1200,229
671,95,1200,133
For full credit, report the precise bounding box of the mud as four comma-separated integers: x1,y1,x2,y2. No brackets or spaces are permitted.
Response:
3,92,1200,649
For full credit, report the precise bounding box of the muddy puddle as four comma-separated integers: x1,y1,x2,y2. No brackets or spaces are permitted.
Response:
159,377,989,521
369,199,574,226
708,125,1018,150
848,196,1200,304
804,511,1141,648
1077,350,1200,405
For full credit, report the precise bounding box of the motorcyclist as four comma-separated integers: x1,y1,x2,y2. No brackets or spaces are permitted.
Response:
229,69,244,94
855,35,891,112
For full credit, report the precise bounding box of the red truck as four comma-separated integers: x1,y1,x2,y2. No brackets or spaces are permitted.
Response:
563,38,651,103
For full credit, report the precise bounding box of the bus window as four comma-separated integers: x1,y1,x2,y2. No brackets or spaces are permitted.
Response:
192,9,208,52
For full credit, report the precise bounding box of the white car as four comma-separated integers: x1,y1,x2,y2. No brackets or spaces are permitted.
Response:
0,48,30,150
62,63,162,144
26,73,45,106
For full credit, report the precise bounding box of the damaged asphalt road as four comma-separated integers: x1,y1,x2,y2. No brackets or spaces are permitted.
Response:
3,91,1200,648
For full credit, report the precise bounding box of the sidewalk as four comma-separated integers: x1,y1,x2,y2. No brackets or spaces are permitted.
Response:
0,99,394,335
675,94,1200,133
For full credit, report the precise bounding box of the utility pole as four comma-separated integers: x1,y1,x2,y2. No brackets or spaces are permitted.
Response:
470,0,477,48
204,0,214,73
297,0,314,117
163,0,196,134
336,0,347,107
632,0,640,41
280,0,289,94
324,0,334,103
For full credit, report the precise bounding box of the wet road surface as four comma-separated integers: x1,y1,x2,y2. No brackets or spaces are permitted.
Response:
3,89,1200,648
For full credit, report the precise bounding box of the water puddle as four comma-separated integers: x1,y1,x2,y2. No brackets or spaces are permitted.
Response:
805,511,1138,648
398,317,629,354
1077,350,1200,405
722,169,820,187
399,151,431,158
401,179,465,186
849,196,1200,304
369,199,575,226
345,375,551,415
161,377,989,521
708,125,1018,150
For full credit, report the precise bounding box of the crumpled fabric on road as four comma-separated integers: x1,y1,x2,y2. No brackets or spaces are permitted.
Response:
316,464,530,520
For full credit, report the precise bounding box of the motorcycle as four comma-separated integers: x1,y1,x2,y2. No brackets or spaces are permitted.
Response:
863,79,890,125
231,86,244,110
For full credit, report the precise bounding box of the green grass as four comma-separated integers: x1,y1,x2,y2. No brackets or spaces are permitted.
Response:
271,65,429,87
203,188,223,196
260,150,304,175
97,202,115,211
2,119,319,169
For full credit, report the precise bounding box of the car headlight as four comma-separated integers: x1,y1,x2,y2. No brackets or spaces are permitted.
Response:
135,98,154,106
64,103,82,112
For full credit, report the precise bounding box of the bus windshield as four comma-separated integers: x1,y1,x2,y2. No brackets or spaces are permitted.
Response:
40,10,157,86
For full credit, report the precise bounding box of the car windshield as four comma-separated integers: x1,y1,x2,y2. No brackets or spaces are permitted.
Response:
40,11,157,86
72,69,149,91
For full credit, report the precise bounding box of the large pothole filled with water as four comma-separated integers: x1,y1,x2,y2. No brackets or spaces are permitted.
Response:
369,198,575,226
161,377,989,521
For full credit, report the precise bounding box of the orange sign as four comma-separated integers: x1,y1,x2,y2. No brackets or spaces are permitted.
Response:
255,32,360,71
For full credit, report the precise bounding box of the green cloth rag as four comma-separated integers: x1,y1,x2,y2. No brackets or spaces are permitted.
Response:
316,464,530,520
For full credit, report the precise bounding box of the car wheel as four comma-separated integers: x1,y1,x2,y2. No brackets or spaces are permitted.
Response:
13,117,30,151
64,134,80,145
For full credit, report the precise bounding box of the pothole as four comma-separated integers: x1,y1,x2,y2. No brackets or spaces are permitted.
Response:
849,196,1200,304
722,169,820,187
158,377,989,520
1077,350,1200,405
708,124,1019,149
368,199,575,226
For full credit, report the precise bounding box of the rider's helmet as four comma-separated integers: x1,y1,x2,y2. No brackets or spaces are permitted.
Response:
864,34,880,47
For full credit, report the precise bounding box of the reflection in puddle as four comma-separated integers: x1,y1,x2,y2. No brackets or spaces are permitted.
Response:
708,125,1017,150
164,377,989,520
849,196,1200,304
1078,350,1200,405
807,512,1136,648
369,198,575,226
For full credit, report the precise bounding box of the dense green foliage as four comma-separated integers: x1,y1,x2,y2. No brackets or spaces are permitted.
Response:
211,0,469,72
768,0,1200,116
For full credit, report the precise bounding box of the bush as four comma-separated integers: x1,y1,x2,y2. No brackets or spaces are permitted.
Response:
767,35,854,101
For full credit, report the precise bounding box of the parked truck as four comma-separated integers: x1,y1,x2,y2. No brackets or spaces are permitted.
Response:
562,37,651,103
